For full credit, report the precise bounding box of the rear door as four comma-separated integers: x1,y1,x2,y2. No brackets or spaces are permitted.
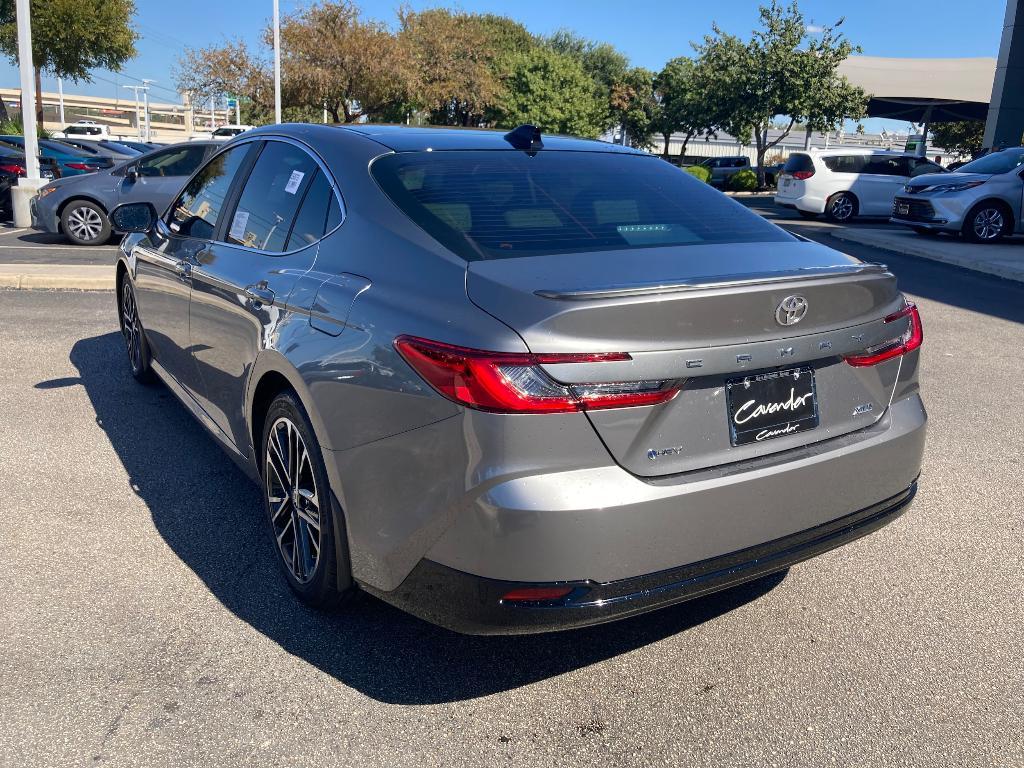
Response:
187,139,333,451
855,155,908,215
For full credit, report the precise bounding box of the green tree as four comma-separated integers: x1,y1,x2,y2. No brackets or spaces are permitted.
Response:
694,1,860,185
610,67,659,148
276,0,414,123
176,40,272,126
651,57,716,158
493,46,605,137
545,30,629,133
930,120,985,159
0,0,137,122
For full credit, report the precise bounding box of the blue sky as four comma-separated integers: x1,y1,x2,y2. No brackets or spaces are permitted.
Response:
0,0,1009,131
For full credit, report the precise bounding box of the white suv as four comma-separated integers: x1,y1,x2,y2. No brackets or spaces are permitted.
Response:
775,149,946,222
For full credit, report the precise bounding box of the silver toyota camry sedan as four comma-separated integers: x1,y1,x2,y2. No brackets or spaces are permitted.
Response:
112,123,926,634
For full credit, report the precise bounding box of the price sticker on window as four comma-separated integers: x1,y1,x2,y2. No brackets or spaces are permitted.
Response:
284,170,305,195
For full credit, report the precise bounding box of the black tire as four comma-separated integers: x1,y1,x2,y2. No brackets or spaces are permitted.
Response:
797,210,819,219
61,199,110,246
118,271,155,384
261,391,354,609
961,202,1010,243
825,192,857,223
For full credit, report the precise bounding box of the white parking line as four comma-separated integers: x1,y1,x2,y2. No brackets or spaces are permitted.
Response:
0,243,117,251
0,228,27,236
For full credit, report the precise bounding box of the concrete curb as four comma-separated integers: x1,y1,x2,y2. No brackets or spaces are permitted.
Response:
0,264,115,291
829,228,1024,284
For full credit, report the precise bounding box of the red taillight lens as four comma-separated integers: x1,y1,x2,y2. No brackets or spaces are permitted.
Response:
502,586,573,602
394,336,679,414
792,170,814,180
844,303,923,367
0,163,26,175
65,162,92,171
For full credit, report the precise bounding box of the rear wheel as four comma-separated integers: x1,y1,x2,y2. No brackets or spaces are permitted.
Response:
962,202,1010,243
825,192,857,223
61,200,110,245
261,392,354,609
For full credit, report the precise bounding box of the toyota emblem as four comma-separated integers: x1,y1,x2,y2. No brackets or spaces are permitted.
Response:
776,295,808,326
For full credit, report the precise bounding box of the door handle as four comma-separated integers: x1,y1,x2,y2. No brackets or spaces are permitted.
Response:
243,282,275,307
173,259,192,281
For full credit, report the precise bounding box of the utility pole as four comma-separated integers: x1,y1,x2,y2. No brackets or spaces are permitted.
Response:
273,0,282,124
123,85,144,140
142,79,155,142
57,77,65,125
209,96,215,132
12,0,43,227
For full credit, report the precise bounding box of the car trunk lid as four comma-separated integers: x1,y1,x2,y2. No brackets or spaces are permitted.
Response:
467,240,907,476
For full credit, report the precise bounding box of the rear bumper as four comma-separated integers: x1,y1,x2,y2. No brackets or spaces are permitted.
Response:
371,481,917,635
774,192,825,213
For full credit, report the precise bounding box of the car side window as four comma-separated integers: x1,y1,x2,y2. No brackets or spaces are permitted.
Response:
909,159,941,177
864,156,904,176
224,141,320,253
285,170,336,250
138,146,209,178
168,144,252,240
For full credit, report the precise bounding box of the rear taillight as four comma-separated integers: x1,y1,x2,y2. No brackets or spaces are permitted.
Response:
394,336,679,414
792,170,814,180
844,303,923,367
65,162,92,171
0,163,25,175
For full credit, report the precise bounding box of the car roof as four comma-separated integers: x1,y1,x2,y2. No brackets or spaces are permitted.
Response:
247,123,644,155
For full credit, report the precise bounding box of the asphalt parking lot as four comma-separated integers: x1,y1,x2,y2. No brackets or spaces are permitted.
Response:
1,208,1023,767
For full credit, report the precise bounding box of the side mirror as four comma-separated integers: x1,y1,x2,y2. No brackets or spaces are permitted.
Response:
125,167,138,182
110,202,157,233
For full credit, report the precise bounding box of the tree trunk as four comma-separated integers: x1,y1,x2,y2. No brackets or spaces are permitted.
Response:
34,67,44,128
661,132,671,159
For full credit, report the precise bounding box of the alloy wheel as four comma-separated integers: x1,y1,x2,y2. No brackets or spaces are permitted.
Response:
265,417,322,584
830,195,854,221
972,208,1004,241
66,205,104,242
121,280,143,373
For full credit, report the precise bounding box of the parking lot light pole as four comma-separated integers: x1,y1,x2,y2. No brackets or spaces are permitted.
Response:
142,80,155,142
123,85,143,140
12,0,45,228
273,0,282,124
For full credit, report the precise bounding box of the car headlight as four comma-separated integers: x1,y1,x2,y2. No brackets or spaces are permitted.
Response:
36,186,57,199
923,180,987,194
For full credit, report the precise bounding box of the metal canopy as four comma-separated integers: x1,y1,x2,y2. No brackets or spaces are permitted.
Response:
838,56,996,123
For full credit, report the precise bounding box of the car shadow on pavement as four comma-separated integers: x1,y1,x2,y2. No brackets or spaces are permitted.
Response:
69,331,786,705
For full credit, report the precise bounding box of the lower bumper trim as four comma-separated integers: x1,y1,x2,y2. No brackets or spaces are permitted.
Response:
368,482,918,635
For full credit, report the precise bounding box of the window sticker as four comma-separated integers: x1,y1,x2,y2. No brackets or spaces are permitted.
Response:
284,170,305,195
229,210,249,241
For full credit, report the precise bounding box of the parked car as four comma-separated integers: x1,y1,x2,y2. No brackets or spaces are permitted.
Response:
51,120,112,140
52,138,140,163
698,155,751,187
116,140,164,154
764,161,785,187
31,142,216,245
190,124,254,141
110,124,926,634
775,149,946,222
890,146,1024,243
0,135,113,176
0,148,60,219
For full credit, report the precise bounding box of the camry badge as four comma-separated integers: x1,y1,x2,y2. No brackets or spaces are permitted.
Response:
776,295,808,326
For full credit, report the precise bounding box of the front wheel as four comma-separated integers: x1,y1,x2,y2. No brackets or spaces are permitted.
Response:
825,192,857,223
119,272,154,384
962,203,1009,243
261,392,354,609
61,200,111,246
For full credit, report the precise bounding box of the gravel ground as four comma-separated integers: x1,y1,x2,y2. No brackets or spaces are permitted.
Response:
1,241,1022,767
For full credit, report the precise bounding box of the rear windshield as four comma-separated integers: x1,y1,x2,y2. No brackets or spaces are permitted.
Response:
956,148,1024,175
371,150,791,261
783,154,814,173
